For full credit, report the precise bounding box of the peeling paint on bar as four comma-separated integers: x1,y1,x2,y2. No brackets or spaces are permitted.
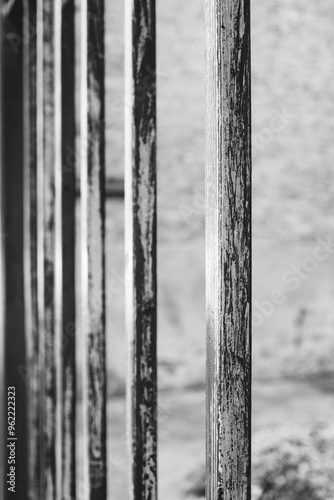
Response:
125,0,157,499
81,0,107,498
205,1,252,499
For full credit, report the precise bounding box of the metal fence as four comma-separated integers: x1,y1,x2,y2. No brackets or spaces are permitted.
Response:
0,0,251,498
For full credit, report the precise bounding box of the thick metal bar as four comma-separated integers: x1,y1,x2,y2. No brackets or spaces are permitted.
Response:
205,1,252,499
23,0,40,498
125,0,158,499
80,0,107,497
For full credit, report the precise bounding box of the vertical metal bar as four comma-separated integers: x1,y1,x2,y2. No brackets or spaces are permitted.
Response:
36,0,47,495
125,0,158,499
80,0,107,497
36,0,62,497
0,3,4,498
2,3,28,499
23,0,40,498
205,1,252,499
23,6,78,498
60,1,76,498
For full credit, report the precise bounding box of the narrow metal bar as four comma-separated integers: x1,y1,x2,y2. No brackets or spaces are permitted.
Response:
60,1,76,498
32,3,76,497
205,1,252,499
23,0,40,498
0,3,5,498
125,0,158,499
2,3,28,499
36,0,62,497
80,0,107,497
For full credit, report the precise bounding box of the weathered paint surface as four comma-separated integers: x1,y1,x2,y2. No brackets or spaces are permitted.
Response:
81,0,107,497
125,0,157,499
205,1,252,499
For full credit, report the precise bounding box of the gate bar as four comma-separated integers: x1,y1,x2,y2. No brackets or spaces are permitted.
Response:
80,0,107,497
2,3,28,499
25,0,77,497
23,0,40,497
125,0,158,498
60,1,76,498
36,0,62,496
205,1,252,499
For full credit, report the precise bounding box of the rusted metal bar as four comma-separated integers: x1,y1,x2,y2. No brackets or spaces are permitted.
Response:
205,1,252,499
125,0,158,499
80,0,107,497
